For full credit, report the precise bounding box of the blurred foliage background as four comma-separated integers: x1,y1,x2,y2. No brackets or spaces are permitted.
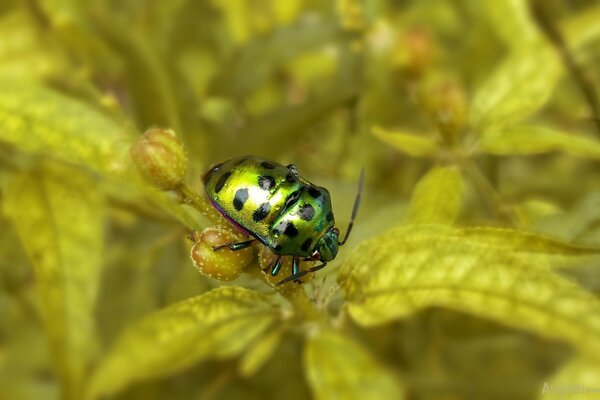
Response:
2,0,600,399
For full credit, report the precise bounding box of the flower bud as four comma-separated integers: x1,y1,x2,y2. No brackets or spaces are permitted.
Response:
190,227,254,281
394,28,433,78
258,247,313,289
130,128,188,190
422,82,467,145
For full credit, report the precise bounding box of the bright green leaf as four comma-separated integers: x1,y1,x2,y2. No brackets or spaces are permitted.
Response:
479,125,600,159
372,126,439,157
3,162,104,400
470,46,561,131
88,286,281,399
338,225,600,359
304,329,404,400
538,356,600,400
407,166,464,224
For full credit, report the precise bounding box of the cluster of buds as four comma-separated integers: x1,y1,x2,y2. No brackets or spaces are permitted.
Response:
130,128,314,290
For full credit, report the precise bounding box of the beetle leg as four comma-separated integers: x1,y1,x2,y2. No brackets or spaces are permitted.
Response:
291,256,301,284
270,255,283,276
276,262,327,286
213,239,257,251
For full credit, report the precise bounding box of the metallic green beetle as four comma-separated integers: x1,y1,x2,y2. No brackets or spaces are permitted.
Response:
203,155,363,285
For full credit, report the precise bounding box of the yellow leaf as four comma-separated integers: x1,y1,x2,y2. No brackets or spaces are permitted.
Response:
88,287,281,399
3,162,104,400
538,356,600,400
471,45,561,131
0,80,130,176
481,0,541,48
479,125,600,159
407,166,464,224
338,225,600,358
239,327,284,377
304,329,404,400
372,126,439,157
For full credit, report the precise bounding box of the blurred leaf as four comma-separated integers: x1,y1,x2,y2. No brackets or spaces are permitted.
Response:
0,79,130,175
0,11,64,80
304,329,404,400
88,287,281,399
211,20,340,99
338,225,600,358
407,166,464,224
479,125,600,159
538,356,600,400
237,85,357,154
563,3,600,50
0,79,201,228
470,45,561,131
372,126,439,157
481,0,541,48
239,326,284,377
535,192,600,243
3,162,104,400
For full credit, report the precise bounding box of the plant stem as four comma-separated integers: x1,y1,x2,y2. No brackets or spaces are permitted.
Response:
176,184,223,225
281,288,329,326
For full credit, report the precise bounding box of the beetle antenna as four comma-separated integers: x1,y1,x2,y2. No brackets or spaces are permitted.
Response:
339,168,364,246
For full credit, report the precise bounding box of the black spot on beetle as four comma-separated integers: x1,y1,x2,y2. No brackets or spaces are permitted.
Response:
308,186,322,199
284,222,298,237
261,161,276,169
272,220,298,237
273,221,287,235
215,171,232,193
298,203,315,221
233,188,249,211
253,202,271,222
326,211,334,222
285,172,298,183
274,244,282,251
301,238,312,252
258,175,276,191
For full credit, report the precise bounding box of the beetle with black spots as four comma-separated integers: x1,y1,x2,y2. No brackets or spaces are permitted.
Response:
203,156,363,285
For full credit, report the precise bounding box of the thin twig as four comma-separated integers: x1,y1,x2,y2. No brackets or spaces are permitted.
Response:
530,0,600,135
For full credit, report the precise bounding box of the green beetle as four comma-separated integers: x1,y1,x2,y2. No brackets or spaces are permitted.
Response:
203,156,363,285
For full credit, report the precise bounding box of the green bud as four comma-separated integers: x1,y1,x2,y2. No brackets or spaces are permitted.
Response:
130,128,188,190
190,227,254,281
422,82,467,145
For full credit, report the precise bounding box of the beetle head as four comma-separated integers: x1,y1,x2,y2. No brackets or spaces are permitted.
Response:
316,227,340,262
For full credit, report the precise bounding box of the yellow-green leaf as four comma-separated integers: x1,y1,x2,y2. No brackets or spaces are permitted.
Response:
338,225,600,358
304,329,404,400
407,166,464,225
88,286,281,399
239,326,284,377
563,3,600,51
481,0,541,48
372,126,439,157
470,45,561,131
455,226,600,265
538,356,600,400
479,125,600,159
0,80,131,176
3,162,104,400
